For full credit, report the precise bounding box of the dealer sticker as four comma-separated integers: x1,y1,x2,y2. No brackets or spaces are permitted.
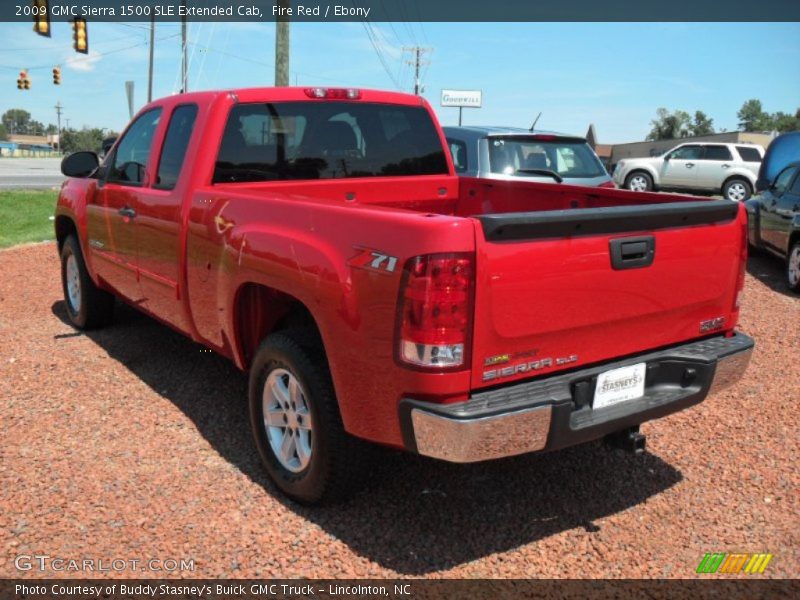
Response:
593,362,646,409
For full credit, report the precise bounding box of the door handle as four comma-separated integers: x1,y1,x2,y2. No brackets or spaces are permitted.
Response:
610,236,656,270
721,164,730,169
685,163,694,168
118,206,137,219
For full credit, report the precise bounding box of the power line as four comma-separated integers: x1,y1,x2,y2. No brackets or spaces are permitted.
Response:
403,46,432,95
362,21,402,89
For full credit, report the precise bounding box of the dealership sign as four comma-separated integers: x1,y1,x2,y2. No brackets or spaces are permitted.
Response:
440,90,482,108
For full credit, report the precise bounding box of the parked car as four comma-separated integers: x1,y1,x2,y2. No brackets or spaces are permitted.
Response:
746,131,800,291
613,142,764,201
443,126,614,187
56,87,753,504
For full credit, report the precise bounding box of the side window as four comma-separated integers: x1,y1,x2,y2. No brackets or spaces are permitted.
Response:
773,167,796,196
155,104,198,190
668,145,703,160
107,109,162,186
704,146,733,161
447,138,468,172
736,146,762,162
790,171,800,195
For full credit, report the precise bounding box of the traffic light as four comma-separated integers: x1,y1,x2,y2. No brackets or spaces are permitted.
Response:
32,1,51,38
72,17,88,54
53,66,61,85
17,71,31,90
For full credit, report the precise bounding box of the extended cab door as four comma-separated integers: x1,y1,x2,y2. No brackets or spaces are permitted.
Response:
133,104,199,332
695,145,734,190
86,108,162,302
660,144,702,188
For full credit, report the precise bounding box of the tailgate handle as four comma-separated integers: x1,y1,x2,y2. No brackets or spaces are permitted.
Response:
610,236,656,270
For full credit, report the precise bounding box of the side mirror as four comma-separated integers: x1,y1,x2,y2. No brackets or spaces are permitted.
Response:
755,178,768,192
61,151,99,178
663,155,670,161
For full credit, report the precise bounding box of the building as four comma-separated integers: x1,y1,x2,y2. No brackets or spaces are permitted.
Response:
0,134,59,157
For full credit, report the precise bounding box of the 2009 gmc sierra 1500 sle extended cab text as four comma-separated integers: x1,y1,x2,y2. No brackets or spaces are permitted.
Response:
55,87,754,503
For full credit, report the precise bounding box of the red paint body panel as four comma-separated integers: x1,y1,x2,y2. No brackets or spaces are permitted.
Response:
56,87,747,449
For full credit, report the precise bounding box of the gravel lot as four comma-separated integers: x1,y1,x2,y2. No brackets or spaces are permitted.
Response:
1,243,797,579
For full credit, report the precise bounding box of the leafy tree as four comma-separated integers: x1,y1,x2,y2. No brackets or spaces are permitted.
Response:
0,123,8,141
689,110,715,136
771,110,800,133
647,108,691,140
60,127,108,153
1,109,32,135
737,99,773,132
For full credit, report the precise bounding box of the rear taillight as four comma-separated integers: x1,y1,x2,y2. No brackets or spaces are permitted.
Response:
734,216,748,310
397,253,474,369
598,180,616,189
304,87,361,100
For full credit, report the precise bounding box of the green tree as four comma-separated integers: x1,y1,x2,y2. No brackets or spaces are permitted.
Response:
689,110,715,136
0,123,8,141
647,108,691,140
737,99,774,132
771,110,800,133
1,109,33,135
60,127,107,153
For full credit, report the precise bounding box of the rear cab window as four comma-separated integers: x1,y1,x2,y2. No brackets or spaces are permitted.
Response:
156,104,198,190
487,136,605,178
736,146,762,163
213,101,448,183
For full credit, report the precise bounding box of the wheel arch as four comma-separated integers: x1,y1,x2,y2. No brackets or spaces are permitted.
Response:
54,214,78,252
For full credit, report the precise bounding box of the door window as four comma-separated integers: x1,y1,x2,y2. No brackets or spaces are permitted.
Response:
447,139,468,172
703,146,733,161
155,104,198,190
668,145,703,160
107,109,162,186
772,167,796,196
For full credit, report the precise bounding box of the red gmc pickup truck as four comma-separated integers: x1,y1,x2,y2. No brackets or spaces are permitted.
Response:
56,87,754,503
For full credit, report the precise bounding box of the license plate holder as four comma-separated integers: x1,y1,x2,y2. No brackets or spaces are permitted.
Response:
593,362,646,409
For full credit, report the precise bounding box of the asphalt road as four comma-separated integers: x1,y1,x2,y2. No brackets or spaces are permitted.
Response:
0,157,64,189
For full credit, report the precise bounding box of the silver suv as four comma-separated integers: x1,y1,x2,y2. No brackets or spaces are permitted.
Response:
613,142,764,201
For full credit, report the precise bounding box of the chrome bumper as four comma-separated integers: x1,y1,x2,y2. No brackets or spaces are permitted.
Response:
404,333,754,463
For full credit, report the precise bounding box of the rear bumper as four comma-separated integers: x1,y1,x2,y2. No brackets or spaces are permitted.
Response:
399,332,754,463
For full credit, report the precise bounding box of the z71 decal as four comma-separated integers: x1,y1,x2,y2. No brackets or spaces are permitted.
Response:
349,247,399,274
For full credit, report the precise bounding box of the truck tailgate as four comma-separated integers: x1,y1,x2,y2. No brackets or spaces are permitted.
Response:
470,200,745,389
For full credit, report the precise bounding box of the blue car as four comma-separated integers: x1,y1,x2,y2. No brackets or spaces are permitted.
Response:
746,132,800,292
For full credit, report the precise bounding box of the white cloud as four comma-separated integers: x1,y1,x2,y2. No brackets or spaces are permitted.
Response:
64,50,102,72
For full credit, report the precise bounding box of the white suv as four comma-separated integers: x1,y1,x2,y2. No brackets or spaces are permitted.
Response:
613,142,764,201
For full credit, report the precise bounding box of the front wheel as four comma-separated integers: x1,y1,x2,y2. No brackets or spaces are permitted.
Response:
723,178,752,202
787,242,800,293
249,331,369,504
60,234,115,329
625,171,653,192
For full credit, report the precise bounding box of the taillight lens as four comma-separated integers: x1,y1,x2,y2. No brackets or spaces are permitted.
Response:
598,180,616,189
734,216,748,310
397,253,474,369
303,87,361,100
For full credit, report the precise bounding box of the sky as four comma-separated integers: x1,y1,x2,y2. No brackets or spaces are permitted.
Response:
0,21,798,143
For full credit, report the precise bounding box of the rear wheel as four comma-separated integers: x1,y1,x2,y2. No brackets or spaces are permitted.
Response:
60,234,115,329
787,242,800,293
723,178,751,202
249,331,370,504
625,171,653,192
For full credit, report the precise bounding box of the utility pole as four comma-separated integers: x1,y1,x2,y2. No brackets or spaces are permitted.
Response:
148,14,155,102
275,0,290,86
54,101,63,153
403,47,432,95
180,0,187,92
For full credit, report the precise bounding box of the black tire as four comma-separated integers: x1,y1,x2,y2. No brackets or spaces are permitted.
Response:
60,234,115,329
723,178,752,202
787,241,800,293
249,331,370,504
625,171,653,192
